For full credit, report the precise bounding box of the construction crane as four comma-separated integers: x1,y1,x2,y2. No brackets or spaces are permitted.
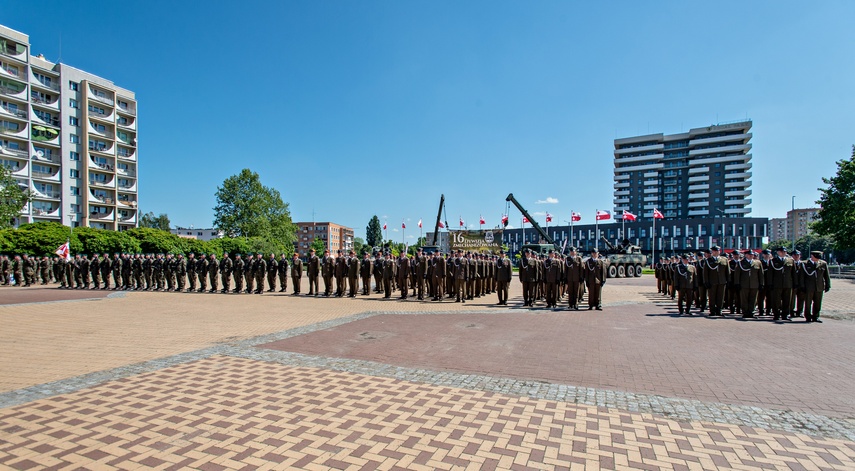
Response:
505,193,559,254
422,194,447,255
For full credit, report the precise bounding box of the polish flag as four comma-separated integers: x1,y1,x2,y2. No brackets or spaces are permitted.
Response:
545,213,553,223
383,222,387,230
622,210,637,221
438,221,445,228
571,212,581,222
596,210,611,221
501,215,509,226
55,242,71,261
417,219,422,228
522,216,529,224
401,220,406,229
653,208,664,219
479,215,485,225
459,217,464,227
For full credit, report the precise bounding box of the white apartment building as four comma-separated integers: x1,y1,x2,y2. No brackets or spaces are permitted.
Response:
1,24,138,230
613,121,752,220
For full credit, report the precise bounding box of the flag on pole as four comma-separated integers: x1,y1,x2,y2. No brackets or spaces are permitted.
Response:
571,212,581,222
596,210,611,221
501,215,508,226
383,222,387,230
479,215,485,225
417,219,422,228
55,241,71,261
653,208,664,219
545,213,553,223
438,221,445,228
522,216,529,224
622,210,637,221
402,220,406,229
459,217,464,227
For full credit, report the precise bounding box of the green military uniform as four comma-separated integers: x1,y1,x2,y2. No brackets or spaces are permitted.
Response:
802,252,831,322
736,251,764,318
584,250,607,310
675,256,696,315
291,255,303,294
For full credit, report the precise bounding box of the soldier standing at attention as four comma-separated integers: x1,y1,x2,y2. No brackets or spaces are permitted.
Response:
767,247,790,320
265,253,277,292
207,254,219,293
244,254,254,294
175,254,187,292
132,254,142,290
414,248,427,300
694,251,707,312
347,250,359,298
197,254,208,293
584,248,606,310
100,253,112,290
39,256,50,285
163,254,174,291
564,247,583,310
397,252,410,299
454,251,468,303
251,253,264,294
322,249,335,296
70,254,81,288
279,253,291,294
360,252,373,295
334,251,347,297
432,252,446,301
372,252,383,294
802,251,831,323
518,250,529,306
121,254,131,290
791,250,805,317
220,252,233,294
527,252,540,306
703,246,730,317
737,250,764,318
495,251,512,305
186,253,197,292
291,253,303,294
142,254,152,290
544,251,560,308
305,250,318,295
79,255,90,288
382,253,395,299
675,254,696,315
90,254,101,289
232,254,244,294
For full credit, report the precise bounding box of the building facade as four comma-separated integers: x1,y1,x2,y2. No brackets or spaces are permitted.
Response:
294,222,354,256
613,121,752,220
786,208,819,241
171,227,223,242
1,24,138,230
769,217,788,241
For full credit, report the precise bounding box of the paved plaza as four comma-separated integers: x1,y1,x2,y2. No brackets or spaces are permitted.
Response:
1,276,854,470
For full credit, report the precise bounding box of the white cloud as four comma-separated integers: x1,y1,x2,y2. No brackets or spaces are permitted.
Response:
535,197,559,204
407,235,415,239
532,211,546,216
392,228,399,232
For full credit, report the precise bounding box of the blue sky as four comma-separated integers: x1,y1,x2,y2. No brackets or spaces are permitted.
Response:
5,1,853,240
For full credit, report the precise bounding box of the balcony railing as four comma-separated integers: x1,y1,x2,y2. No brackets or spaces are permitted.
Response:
30,95,58,107
0,84,26,98
33,79,60,92
33,151,59,163
32,170,59,179
0,104,26,119
34,190,61,199
0,44,26,59
89,94,114,106
0,64,25,79
0,145,27,157
117,104,136,116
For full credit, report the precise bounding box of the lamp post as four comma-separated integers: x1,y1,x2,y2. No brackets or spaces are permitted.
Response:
791,196,796,251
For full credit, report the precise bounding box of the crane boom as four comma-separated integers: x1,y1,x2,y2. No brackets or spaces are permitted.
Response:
432,194,445,245
505,193,556,245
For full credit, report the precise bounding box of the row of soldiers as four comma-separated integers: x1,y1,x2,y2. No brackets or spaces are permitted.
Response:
518,247,608,310
655,246,831,322
0,254,43,287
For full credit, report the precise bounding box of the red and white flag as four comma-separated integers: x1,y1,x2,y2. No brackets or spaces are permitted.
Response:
417,219,422,228
622,210,637,221
522,216,529,224
438,221,445,228
55,242,71,261
459,217,464,227
653,208,664,219
401,220,406,229
545,213,553,223
479,215,485,225
571,212,581,222
596,210,611,221
383,222,387,230
501,215,509,225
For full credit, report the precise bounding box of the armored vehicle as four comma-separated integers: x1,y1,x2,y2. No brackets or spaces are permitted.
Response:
599,237,648,278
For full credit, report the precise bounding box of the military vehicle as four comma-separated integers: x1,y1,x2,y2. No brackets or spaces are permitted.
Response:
421,194,447,255
599,237,647,278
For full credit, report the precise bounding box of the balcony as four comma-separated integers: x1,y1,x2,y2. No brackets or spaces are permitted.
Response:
643,171,658,178
614,197,630,204
3,160,27,177
724,180,751,189
725,189,752,198
688,192,710,199
688,165,709,174
32,206,60,218
688,174,707,183
89,142,116,156
31,128,60,145
88,157,115,172
30,76,61,92
117,132,136,147
613,173,630,181
613,205,630,212
614,190,630,196
690,133,752,147
614,182,630,189
724,207,751,215
116,116,136,130
89,176,116,189
89,189,115,204
89,208,115,221
116,167,136,178
88,122,114,139
0,83,27,100
726,171,752,179
117,103,137,116
614,153,664,164
31,94,60,110
88,106,114,122
117,180,137,192
116,197,138,208
0,145,28,158
32,169,61,182
614,143,664,155
643,187,659,194
31,110,60,127
88,91,115,107
688,209,709,216
32,148,60,163
725,162,752,171
0,103,27,120
688,183,709,191
118,212,137,224
0,63,25,81
31,185,61,200
689,143,752,157
0,123,27,138
688,201,708,208
116,147,136,162
0,42,27,61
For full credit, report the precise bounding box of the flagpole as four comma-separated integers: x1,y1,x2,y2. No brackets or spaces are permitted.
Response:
652,210,656,267
570,211,574,248
622,213,625,242
595,209,599,250
522,217,525,244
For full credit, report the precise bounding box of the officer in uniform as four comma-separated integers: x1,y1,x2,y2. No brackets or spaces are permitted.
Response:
220,252,233,293
305,250,318,295
360,251,373,296
768,247,794,320
703,246,730,316
736,250,764,318
455,250,468,303
174,254,186,292
584,248,606,310
132,254,143,290
279,253,291,294
291,253,303,294
233,254,244,294
694,251,708,312
265,253,277,292
802,251,831,322
519,250,530,306
413,248,427,300
196,254,208,293
244,254,254,294
163,254,174,291
142,254,153,290
564,247,583,310
675,254,696,315
100,253,112,289
90,254,101,289
208,254,219,293
544,250,561,308
791,250,805,317
347,250,360,297
185,253,197,292
397,252,410,299
382,253,395,299
526,252,540,306
253,253,266,294
495,251,512,305
322,249,335,296
432,252,446,301
78,255,89,288
334,251,347,297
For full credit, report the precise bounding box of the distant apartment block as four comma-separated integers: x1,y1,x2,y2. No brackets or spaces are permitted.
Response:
1,24,138,230
613,121,752,220
171,227,224,242
294,222,354,257
787,208,819,240
769,217,788,241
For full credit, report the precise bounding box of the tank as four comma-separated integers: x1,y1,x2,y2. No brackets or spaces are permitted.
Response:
599,237,648,278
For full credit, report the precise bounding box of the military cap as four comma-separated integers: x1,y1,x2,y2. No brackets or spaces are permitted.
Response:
791,250,801,255
742,249,753,255
591,248,599,253
696,252,703,257
568,246,576,252
702,249,711,254
710,245,721,251
681,254,690,259
775,247,786,252
548,249,554,254
761,249,771,255
810,251,823,258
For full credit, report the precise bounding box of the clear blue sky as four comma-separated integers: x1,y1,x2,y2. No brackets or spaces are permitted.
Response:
5,1,853,240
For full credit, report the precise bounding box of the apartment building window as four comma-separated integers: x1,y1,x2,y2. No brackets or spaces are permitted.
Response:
69,169,79,178
70,186,80,196
70,134,79,144
69,81,78,91
71,204,80,214
70,151,79,161
69,116,79,126
69,99,78,108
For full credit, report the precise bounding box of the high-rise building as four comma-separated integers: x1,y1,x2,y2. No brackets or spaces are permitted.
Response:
786,208,819,241
294,222,354,257
1,24,138,230
613,121,752,220
769,217,788,241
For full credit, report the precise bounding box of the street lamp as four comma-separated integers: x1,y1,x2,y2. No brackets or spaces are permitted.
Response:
791,196,796,251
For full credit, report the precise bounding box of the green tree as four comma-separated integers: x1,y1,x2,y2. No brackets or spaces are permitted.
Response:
813,145,855,249
353,237,365,255
213,169,296,248
310,236,326,255
366,215,383,247
0,164,33,229
138,211,171,231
